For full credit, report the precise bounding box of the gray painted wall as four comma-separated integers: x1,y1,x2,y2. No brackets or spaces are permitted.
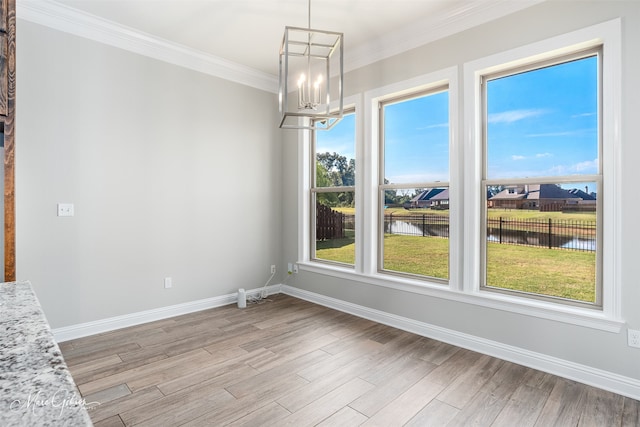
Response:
16,20,283,328
13,0,640,384
283,0,640,381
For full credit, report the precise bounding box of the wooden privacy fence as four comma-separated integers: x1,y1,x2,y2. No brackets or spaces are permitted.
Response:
316,204,344,240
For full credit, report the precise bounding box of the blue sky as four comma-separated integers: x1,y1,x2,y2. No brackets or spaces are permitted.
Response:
315,112,356,163
486,55,598,183
316,55,598,192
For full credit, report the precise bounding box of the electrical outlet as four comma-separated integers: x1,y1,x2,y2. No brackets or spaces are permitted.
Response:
164,277,172,289
293,264,299,274
270,265,276,274
629,329,640,348
57,203,74,217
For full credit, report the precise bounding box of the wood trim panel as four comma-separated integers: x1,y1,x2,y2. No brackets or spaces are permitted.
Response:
0,0,6,34
0,34,7,116
4,0,15,281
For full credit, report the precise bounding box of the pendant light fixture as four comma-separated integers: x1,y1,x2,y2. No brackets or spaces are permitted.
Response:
278,0,344,130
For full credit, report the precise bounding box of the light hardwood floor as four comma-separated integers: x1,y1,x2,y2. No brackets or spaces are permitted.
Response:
61,295,640,426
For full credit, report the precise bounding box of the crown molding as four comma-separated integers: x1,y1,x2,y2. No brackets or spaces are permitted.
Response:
345,0,545,73
17,0,544,94
17,0,279,93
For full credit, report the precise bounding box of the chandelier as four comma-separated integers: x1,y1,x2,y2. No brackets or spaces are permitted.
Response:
278,0,344,130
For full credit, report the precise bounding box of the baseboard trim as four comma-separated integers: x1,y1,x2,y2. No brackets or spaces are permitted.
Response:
53,283,640,401
281,285,640,401
52,284,282,342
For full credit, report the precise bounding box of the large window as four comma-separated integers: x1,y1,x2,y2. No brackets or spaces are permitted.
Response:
379,89,450,281
311,111,356,265
301,20,621,328
481,49,601,306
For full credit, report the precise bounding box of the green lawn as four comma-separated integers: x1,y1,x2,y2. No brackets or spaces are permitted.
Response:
486,242,595,302
316,235,595,303
383,235,449,280
316,236,356,265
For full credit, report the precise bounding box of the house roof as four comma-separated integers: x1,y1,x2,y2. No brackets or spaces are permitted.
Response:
430,189,450,200
536,184,579,200
410,188,446,202
489,184,582,201
568,188,597,200
489,187,527,200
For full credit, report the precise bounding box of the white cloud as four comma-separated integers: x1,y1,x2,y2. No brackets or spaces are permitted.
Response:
489,157,598,179
511,155,525,160
575,159,598,172
488,109,546,124
417,122,448,130
571,112,596,118
386,172,448,184
526,129,594,138
546,158,598,175
536,152,552,158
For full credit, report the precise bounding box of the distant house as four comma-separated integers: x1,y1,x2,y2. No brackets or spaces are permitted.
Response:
565,187,597,211
567,187,596,201
430,188,450,209
488,186,531,210
489,184,591,211
407,188,447,209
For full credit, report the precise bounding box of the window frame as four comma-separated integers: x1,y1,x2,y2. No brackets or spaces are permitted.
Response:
463,19,621,321
479,46,603,308
297,19,622,332
310,108,357,267
377,87,452,283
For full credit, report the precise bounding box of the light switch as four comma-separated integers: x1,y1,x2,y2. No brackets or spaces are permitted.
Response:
57,203,74,217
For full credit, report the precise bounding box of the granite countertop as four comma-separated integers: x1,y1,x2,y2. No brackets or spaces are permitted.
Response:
0,281,93,426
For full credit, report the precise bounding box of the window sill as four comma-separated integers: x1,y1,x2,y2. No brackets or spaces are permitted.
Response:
297,261,624,333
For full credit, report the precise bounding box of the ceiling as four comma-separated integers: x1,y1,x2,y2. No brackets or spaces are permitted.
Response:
49,0,542,78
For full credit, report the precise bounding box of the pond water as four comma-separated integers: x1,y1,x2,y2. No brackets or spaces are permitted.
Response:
384,220,595,251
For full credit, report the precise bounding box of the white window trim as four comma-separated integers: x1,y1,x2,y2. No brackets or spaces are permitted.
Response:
368,68,461,286
298,19,623,333
298,95,363,269
463,19,622,322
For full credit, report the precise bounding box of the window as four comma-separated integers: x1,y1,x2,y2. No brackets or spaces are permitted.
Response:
300,20,621,329
311,111,356,266
379,89,450,281
481,49,602,306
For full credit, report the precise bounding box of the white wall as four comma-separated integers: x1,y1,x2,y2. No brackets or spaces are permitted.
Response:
16,20,283,328
283,0,640,382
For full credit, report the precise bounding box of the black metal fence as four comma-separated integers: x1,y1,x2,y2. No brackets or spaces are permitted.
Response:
486,217,596,252
382,214,596,252
384,213,450,238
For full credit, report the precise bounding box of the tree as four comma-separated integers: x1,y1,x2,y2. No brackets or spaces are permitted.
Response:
316,152,355,207
383,178,397,205
487,185,506,197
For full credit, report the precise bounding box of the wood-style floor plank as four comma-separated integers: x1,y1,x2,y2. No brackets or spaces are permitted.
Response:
317,406,369,426
93,414,125,427
577,385,624,426
622,396,640,427
404,399,459,426
272,377,374,427
86,387,165,424
349,356,436,417
60,294,639,427
534,378,589,426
